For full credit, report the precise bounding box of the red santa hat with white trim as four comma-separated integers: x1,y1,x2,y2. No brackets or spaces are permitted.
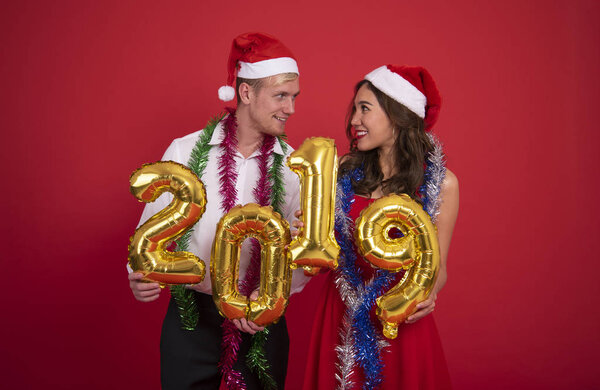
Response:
365,65,441,131
218,32,299,101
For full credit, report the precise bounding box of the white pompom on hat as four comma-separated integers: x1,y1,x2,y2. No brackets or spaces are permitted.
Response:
218,32,299,102
365,65,441,131
218,86,235,102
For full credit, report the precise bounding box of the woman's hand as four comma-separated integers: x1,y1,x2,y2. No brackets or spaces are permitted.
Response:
405,293,437,324
406,169,458,324
405,266,447,324
128,272,162,302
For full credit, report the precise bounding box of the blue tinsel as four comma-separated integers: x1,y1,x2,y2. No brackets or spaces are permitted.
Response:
419,155,435,216
335,168,396,389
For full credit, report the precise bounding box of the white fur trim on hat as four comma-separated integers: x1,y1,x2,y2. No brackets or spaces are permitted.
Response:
365,66,426,118
218,85,235,101
238,57,299,79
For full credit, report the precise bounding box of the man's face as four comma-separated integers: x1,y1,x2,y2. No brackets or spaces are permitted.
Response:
247,77,300,137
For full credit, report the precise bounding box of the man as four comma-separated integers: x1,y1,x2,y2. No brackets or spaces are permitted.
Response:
128,32,309,389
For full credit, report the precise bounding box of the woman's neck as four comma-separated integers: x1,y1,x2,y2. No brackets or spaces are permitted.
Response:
378,146,395,180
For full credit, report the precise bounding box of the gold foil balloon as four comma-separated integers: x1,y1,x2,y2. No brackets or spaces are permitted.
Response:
211,203,292,326
287,137,339,275
355,194,440,339
128,161,207,285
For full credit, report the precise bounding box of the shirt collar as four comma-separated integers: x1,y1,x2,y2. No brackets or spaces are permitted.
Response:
208,115,284,156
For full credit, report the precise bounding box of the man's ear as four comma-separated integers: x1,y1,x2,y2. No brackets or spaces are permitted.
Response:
238,82,252,105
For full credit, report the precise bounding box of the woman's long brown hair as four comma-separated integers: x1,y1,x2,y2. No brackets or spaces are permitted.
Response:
339,80,433,200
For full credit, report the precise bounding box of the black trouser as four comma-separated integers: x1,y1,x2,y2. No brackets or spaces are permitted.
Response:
160,292,289,389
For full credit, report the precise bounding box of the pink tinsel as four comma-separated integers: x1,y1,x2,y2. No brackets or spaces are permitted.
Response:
240,135,275,295
220,321,246,389
218,107,239,213
217,107,276,389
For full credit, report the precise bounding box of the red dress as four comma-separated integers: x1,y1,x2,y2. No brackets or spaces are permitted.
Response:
302,196,452,390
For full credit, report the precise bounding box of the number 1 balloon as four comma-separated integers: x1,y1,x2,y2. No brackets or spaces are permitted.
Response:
287,137,339,275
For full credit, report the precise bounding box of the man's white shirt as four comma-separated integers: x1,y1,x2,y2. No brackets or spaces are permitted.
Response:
133,120,310,295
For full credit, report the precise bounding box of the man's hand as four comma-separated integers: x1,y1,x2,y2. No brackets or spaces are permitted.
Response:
128,272,161,302
233,289,265,334
185,283,205,293
291,209,303,238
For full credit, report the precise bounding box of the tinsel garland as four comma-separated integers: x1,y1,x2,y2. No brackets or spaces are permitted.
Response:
419,134,446,223
171,112,226,330
334,139,446,390
217,110,247,389
268,137,289,215
239,135,275,295
169,108,284,389
334,170,395,390
217,108,282,390
246,328,277,390
333,172,360,390
243,137,286,390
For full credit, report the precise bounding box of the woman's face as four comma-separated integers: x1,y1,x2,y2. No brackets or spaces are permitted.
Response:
351,84,395,153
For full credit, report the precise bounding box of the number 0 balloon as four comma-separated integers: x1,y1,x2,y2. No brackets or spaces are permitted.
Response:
211,204,292,326
128,161,207,285
355,194,440,339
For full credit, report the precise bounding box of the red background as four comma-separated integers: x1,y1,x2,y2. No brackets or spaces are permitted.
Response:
2,1,599,389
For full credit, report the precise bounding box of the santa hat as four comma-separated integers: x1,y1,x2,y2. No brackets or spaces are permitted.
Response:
218,32,299,101
365,65,441,131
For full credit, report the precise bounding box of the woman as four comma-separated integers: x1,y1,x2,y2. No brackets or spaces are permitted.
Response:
302,65,459,390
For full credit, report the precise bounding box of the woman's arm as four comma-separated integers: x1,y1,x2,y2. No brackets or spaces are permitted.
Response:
406,169,459,323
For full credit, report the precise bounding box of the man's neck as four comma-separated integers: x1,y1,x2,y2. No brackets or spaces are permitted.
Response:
234,106,264,159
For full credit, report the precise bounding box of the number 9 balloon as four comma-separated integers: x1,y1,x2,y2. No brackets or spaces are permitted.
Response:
128,161,207,285
355,194,440,339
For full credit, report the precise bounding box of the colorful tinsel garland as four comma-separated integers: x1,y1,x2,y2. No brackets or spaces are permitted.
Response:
333,134,446,390
218,110,281,390
171,108,287,389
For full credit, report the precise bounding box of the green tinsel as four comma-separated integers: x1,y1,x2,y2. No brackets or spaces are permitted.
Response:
247,328,278,390
243,135,288,388
169,284,198,330
268,137,288,215
170,112,226,330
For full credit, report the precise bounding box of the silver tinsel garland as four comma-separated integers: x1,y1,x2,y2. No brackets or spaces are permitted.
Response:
424,133,446,223
334,180,359,389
